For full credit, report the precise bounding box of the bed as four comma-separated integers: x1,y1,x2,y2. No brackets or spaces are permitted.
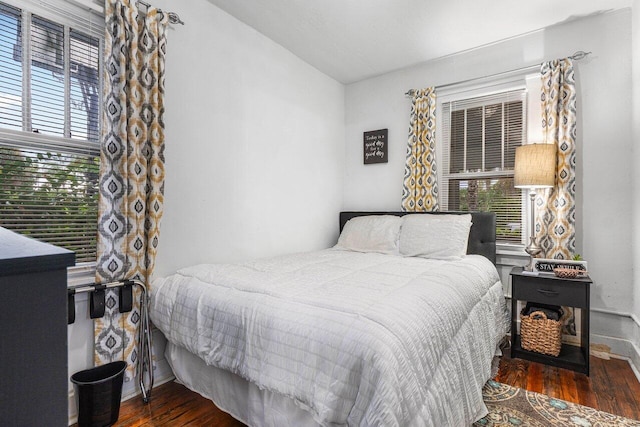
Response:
150,211,508,426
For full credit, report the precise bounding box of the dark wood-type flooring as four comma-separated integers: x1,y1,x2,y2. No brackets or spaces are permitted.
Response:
106,351,640,426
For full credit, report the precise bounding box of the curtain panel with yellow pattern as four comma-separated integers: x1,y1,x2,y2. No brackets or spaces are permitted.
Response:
94,0,168,381
402,88,439,212
536,58,577,260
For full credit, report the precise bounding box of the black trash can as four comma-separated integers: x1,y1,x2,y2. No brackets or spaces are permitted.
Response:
71,361,127,427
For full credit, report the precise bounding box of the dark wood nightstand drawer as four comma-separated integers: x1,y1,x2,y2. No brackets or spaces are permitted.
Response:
512,278,588,308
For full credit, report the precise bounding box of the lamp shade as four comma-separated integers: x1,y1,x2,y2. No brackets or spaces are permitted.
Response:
514,143,556,188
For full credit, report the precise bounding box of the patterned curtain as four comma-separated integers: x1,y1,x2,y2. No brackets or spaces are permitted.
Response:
401,87,439,211
94,0,168,381
536,58,577,260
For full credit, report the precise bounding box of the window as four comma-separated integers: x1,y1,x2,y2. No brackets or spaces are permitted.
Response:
440,89,527,245
0,1,103,263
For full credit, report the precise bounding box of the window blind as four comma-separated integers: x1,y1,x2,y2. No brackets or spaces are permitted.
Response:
0,2,22,130
0,0,102,263
441,89,527,244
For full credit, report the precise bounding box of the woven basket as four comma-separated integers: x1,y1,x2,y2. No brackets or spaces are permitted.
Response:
520,310,562,356
553,267,587,279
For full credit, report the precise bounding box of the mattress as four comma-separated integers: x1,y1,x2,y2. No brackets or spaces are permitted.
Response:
150,249,508,426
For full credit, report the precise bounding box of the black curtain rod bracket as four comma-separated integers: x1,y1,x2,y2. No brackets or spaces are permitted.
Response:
136,0,185,25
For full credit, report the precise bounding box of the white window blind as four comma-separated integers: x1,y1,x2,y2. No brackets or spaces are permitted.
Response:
441,89,527,244
0,0,103,263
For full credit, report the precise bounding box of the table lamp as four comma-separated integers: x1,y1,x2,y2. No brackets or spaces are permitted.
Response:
514,143,556,271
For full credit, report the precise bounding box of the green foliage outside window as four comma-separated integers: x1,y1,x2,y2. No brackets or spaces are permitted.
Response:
454,177,521,243
0,147,100,262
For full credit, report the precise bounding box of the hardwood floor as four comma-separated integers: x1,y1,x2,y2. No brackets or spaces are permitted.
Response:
114,380,246,427
109,352,640,426
496,351,640,420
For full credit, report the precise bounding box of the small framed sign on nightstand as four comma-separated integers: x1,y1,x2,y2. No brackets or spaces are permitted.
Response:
532,258,588,274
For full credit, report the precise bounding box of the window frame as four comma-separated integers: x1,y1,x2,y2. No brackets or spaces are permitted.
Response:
0,0,104,270
435,77,533,253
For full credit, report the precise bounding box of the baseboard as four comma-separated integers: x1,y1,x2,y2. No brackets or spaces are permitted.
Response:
589,308,640,383
120,355,175,401
628,341,640,383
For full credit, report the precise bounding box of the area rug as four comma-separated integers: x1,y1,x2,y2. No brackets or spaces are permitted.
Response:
474,380,640,426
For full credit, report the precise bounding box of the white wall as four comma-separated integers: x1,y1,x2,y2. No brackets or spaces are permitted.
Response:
632,0,640,356
344,10,635,336
153,0,345,276
69,0,345,422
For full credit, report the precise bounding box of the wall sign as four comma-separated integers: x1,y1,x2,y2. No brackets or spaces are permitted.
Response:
363,129,388,164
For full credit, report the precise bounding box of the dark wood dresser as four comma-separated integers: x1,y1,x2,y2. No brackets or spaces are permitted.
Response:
0,227,75,426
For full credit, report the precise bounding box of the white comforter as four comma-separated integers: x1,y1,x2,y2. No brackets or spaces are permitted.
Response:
150,249,508,427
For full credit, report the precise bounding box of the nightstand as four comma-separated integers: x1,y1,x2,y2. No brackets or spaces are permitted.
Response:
510,266,591,375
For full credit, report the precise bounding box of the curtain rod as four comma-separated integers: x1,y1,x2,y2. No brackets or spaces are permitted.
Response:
136,0,184,25
69,0,185,25
405,50,591,96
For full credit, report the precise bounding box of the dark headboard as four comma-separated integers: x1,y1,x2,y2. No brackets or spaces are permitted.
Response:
339,211,497,265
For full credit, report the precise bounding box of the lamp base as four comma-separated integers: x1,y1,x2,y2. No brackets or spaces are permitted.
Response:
524,237,543,272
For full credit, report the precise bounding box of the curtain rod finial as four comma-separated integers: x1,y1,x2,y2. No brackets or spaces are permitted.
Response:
571,51,591,61
168,13,184,25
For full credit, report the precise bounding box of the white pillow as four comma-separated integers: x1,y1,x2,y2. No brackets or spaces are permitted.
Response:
336,215,402,254
399,214,472,260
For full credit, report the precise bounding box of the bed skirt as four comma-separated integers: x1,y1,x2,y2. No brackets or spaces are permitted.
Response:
166,340,504,427
166,342,323,427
